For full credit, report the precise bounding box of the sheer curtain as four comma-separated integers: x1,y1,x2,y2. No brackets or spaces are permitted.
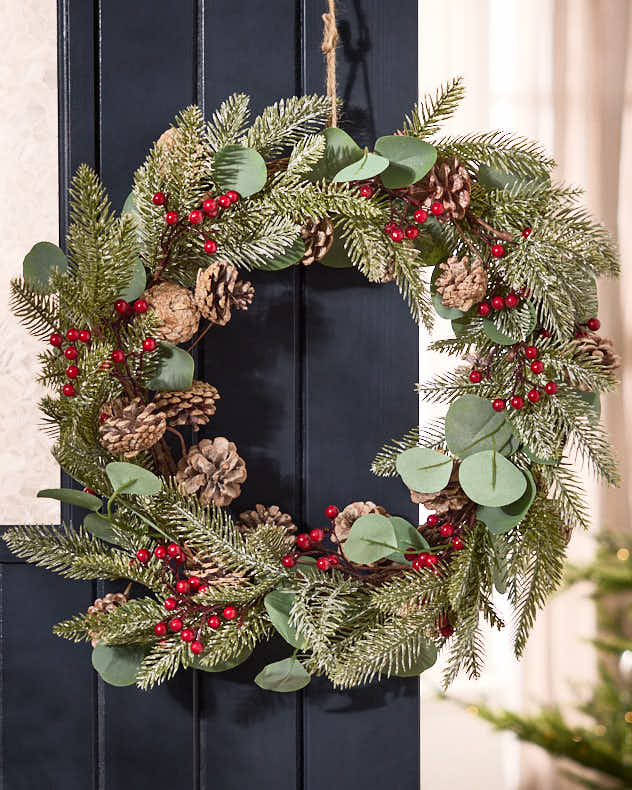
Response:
418,2,631,788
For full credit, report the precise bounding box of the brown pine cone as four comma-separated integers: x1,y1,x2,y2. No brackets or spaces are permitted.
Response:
410,464,469,514
331,501,390,545
144,281,200,343
300,217,334,265
156,127,182,178
573,331,621,390
153,380,220,428
87,591,129,647
238,504,297,545
194,262,255,326
435,255,487,312
421,157,471,222
99,397,166,458
185,556,248,588
175,437,247,506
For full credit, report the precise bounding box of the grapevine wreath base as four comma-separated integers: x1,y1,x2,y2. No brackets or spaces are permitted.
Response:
6,79,620,692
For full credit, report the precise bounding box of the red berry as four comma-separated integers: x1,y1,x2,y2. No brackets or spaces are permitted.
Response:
384,221,396,234
522,227,532,239
478,302,491,317
390,228,404,242
169,617,183,632
174,549,186,564
309,528,324,543
188,576,201,589
405,225,419,240
136,548,150,564
530,360,544,374
218,194,232,208
66,327,79,341
204,239,218,255
451,537,464,550
154,545,167,559
540,328,552,338
359,184,373,198
164,597,177,611
189,209,203,225
167,543,181,557
82,487,95,495
111,349,125,363
66,365,79,379
469,370,482,384
413,208,428,224
190,641,204,655
418,552,431,566
412,557,424,570
64,346,78,360
325,505,339,520
316,557,330,571
281,554,296,568
223,606,237,621
207,615,221,629
99,412,108,424
525,345,538,359
114,299,129,315
226,191,240,204
154,622,167,636
133,298,148,314
203,198,218,216
142,337,157,352
99,361,111,371
50,333,63,347
296,533,312,550
180,628,194,642
327,554,339,566
404,548,418,561
165,211,179,225
510,395,525,410
491,296,505,310
430,201,444,216
62,383,76,397
425,554,438,567
527,388,541,403
426,514,439,527
175,579,190,595
505,293,519,309
491,243,505,258
587,317,601,332
198,584,209,593
440,619,454,637
544,381,558,395
492,398,506,412
152,192,166,206
440,523,454,537
79,329,91,343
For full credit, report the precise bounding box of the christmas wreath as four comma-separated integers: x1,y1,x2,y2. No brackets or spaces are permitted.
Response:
5,78,620,692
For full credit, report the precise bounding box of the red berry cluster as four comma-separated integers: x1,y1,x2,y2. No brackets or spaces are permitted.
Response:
49,326,93,397
281,505,341,571
383,206,437,244
477,290,520,316
135,541,241,655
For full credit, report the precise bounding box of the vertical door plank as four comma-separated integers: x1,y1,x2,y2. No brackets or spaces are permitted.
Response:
302,2,420,789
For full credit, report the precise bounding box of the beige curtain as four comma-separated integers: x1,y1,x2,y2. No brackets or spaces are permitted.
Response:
418,2,631,788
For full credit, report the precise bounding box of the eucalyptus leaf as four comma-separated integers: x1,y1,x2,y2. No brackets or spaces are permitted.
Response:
310,127,363,182
395,638,438,677
374,135,437,188
483,302,536,345
477,469,536,534
117,257,147,302
415,233,450,267
192,645,253,673
259,237,305,271
459,451,527,507
83,513,119,544
445,395,517,459
213,144,267,197
396,446,453,493
122,192,138,216
105,462,162,496
490,534,509,594
319,232,353,269
37,487,102,511
482,318,519,346
344,514,398,564
389,516,429,552
148,342,194,392
91,643,147,687
522,445,561,466
478,165,522,190
432,291,465,320
254,657,311,692
23,242,68,291
333,150,389,183
264,590,306,649
574,389,601,423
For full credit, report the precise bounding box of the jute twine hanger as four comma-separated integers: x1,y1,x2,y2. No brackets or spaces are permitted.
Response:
322,0,339,127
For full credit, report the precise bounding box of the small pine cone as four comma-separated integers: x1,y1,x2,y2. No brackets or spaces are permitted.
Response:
155,127,182,178
410,465,469,514
175,437,247,506
194,262,255,326
572,331,621,390
331,501,390,545
238,504,297,545
422,157,471,222
153,380,220,428
185,556,248,588
300,217,334,266
144,281,200,343
87,591,128,647
435,255,487,312
99,397,166,458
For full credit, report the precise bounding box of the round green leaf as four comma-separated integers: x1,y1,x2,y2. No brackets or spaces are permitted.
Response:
259,237,305,271
414,233,450,268
396,446,453,493
522,445,560,466
388,516,429,562
483,302,536,345
459,451,527,507
344,514,398,564
122,191,138,216
395,638,438,677
37,487,102,511
445,395,517,459
105,462,162,496
213,144,268,197
83,513,119,544
91,643,146,687
432,291,465,320
482,318,519,346
309,127,363,182
192,645,253,673
118,257,147,302
23,242,68,291
478,165,522,190
333,151,389,183
148,342,194,392
374,135,437,188
264,590,306,649
574,388,601,423
477,469,536,534
254,657,311,692
319,233,353,269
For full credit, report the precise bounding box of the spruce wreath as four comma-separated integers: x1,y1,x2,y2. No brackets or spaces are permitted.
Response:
5,77,620,692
